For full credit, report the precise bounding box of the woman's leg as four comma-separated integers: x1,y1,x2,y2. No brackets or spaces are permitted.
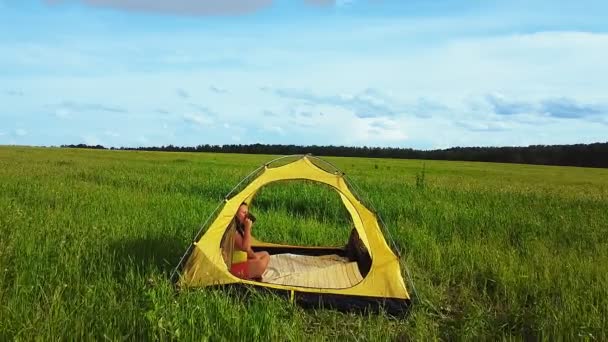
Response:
254,251,270,261
247,251,270,279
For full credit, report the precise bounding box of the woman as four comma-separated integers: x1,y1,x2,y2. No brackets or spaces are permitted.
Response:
230,202,270,280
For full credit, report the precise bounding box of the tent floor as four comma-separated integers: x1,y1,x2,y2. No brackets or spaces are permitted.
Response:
261,253,363,289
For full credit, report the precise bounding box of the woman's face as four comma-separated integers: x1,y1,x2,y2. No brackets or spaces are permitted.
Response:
236,204,248,224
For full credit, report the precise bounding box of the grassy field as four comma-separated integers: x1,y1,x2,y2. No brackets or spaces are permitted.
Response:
1,146,607,340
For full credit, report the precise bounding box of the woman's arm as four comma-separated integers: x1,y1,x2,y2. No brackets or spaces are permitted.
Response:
234,218,256,258
242,220,256,258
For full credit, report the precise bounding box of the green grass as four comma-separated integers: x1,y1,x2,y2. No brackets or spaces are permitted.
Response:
1,146,607,340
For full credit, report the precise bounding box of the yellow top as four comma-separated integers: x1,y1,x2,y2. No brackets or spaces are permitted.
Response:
232,250,248,264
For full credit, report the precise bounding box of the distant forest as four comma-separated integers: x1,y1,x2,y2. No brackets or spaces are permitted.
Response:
60,142,608,168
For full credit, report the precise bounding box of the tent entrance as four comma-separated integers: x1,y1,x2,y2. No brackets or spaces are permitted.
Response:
250,179,353,248
218,178,372,289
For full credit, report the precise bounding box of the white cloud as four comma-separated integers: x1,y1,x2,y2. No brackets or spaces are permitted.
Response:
276,103,408,146
15,129,27,137
82,134,102,145
262,124,285,136
210,85,228,94
104,130,120,137
305,0,355,7
272,87,405,118
55,108,70,118
45,0,273,16
182,113,214,127
455,120,513,132
336,0,355,7
403,32,607,100
351,117,408,144
176,88,189,99
160,51,193,65
0,43,111,73
5,90,24,96
50,101,126,115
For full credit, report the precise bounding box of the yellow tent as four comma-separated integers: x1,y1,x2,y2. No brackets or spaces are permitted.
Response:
172,155,412,315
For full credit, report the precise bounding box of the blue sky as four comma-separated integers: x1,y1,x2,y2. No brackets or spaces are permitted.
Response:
1,0,607,149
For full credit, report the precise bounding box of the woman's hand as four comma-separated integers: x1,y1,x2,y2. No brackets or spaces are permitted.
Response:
247,249,256,259
244,217,253,232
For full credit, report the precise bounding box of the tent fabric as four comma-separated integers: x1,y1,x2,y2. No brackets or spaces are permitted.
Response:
174,155,411,314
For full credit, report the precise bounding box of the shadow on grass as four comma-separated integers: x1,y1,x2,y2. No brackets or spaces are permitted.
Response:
110,235,185,278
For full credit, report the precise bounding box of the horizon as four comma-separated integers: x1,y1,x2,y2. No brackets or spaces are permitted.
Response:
1,0,607,149
10,140,608,152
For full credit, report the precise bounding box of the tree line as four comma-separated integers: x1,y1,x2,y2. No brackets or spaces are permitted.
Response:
59,142,608,168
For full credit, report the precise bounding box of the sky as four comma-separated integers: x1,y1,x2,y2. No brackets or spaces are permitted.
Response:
1,0,607,149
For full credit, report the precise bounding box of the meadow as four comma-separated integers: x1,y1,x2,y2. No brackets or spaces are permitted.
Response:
0,146,607,340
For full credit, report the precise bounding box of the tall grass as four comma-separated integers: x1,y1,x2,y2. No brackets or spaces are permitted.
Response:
0,146,607,340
